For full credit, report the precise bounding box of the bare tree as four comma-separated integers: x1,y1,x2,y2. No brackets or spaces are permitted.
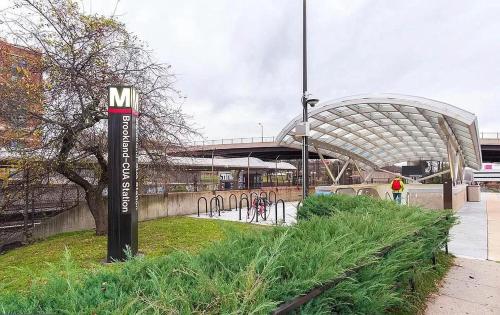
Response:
0,0,196,235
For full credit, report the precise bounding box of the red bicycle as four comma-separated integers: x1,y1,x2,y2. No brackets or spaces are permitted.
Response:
247,197,272,222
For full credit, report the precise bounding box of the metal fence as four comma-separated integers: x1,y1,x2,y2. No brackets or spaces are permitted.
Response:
191,132,500,145
1,183,83,250
191,136,276,146
480,132,500,139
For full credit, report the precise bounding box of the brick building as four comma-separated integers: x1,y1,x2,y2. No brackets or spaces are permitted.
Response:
0,39,42,149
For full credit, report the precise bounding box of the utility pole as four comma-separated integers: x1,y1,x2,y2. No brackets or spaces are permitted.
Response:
301,0,309,199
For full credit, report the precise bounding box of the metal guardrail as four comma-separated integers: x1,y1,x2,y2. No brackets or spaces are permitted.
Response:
191,136,276,146
190,132,500,146
1,202,76,214
480,132,500,139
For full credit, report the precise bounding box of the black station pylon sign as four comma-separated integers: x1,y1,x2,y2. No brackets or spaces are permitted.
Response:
107,86,139,262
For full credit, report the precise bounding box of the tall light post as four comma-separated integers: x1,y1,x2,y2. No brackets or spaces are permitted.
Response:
301,0,319,199
258,122,263,142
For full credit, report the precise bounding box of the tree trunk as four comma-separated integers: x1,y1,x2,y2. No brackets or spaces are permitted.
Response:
85,187,107,235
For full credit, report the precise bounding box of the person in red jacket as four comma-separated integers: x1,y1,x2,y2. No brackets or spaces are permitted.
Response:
390,176,405,204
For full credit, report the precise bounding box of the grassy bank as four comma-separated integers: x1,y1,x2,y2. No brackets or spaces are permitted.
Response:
0,216,261,292
0,195,455,314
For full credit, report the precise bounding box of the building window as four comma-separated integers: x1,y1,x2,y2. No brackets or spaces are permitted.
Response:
10,58,28,81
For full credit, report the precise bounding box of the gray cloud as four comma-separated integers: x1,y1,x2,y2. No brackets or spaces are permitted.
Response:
4,0,499,138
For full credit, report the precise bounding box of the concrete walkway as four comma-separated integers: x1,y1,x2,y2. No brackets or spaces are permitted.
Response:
448,199,488,260
447,192,500,261
426,193,500,314
486,193,500,261
425,257,500,314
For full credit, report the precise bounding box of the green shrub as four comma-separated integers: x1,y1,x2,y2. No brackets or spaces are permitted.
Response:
0,195,455,314
298,194,401,220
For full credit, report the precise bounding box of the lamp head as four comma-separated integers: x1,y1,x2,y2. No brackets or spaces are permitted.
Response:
307,98,319,107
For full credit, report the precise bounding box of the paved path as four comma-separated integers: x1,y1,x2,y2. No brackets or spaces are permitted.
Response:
486,193,500,261
425,257,500,314
448,199,488,259
426,193,500,314
447,193,500,261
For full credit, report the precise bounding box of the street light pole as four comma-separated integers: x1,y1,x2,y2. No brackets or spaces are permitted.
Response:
258,122,263,142
301,0,309,199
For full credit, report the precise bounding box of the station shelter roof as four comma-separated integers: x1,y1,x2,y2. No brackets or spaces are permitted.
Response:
277,94,482,171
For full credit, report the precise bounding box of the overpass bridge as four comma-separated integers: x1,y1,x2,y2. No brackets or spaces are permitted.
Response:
479,132,500,162
186,137,326,160
186,134,499,163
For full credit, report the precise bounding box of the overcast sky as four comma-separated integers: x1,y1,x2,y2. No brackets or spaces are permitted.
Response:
6,0,500,139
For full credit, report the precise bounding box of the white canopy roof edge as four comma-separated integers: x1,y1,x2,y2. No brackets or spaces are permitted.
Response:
277,93,482,177
165,156,296,171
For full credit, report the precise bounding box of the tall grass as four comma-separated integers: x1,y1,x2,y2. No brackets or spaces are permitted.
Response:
0,195,454,314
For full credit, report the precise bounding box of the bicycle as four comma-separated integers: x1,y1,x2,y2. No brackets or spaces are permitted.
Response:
247,197,272,222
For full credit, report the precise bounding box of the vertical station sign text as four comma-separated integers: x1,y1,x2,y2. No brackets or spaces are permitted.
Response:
107,86,139,261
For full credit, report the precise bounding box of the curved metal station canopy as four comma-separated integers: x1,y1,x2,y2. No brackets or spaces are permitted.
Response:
277,94,482,183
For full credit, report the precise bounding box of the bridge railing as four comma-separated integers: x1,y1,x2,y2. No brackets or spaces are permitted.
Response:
190,132,497,147
191,136,276,146
480,132,500,139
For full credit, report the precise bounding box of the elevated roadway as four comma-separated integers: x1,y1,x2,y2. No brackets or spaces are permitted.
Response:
185,137,327,160
184,135,499,162
479,133,500,162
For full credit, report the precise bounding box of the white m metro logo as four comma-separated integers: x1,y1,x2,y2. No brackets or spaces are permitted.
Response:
109,86,139,112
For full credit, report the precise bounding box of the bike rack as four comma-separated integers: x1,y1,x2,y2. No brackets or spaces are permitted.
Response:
275,199,286,224
255,197,259,223
197,196,208,217
240,192,249,202
209,196,220,217
385,192,393,200
216,194,224,211
229,194,237,211
239,197,249,221
269,191,277,204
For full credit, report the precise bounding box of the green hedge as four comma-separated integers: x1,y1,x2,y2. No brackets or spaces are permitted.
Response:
298,195,455,314
0,195,455,314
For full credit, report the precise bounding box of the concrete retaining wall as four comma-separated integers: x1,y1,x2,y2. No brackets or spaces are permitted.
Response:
30,184,467,241
323,183,467,211
452,185,467,211
32,187,306,239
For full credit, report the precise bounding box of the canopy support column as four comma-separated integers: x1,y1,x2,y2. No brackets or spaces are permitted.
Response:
453,150,460,185
446,141,458,186
363,169,375,184
335,158,351,185
313,145,336,184
352,160,364,184
377,168,418,183
416,169,451,183
440,117,465,187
